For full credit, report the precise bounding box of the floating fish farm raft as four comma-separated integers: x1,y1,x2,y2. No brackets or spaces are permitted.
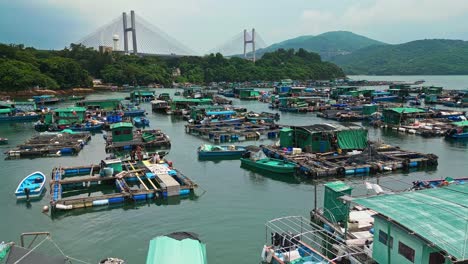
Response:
185,122,282,143
49,159,197,212
4,132,91,159
262,143,438,178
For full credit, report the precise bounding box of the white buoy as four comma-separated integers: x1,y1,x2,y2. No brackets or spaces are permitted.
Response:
42,205,49,213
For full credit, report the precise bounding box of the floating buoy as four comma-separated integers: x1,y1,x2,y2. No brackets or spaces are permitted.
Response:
42,205,49,213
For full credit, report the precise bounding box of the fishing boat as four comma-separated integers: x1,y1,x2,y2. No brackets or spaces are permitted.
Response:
241,158,297,174
197,144,247,158
446,120,468,139
0,138,8,145
14,171,46,200
150,100,169,113
146,232,207,264
133,116,150,127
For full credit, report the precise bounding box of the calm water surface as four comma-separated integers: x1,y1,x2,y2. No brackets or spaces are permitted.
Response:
0,76,467,263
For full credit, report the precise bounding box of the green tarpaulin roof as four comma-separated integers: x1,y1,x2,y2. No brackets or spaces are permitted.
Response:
146,236,207,264
0,109,12,114
453,120,468,127
110,122,133,130
388,107,425,114
353,184,468,261
54,107,86,113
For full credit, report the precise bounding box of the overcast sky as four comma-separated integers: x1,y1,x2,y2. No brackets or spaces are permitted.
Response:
1,0,468,54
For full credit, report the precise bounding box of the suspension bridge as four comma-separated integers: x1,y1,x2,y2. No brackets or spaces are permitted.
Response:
76,10,268,60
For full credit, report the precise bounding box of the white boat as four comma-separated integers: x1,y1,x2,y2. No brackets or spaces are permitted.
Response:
14,171,46,200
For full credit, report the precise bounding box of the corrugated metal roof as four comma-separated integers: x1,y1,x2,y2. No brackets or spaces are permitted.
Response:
353,184,468,260
54,107,86,113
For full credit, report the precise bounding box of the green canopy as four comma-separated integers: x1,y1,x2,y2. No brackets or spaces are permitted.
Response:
453,120,468,127
146,236,207,264
337,129,368,150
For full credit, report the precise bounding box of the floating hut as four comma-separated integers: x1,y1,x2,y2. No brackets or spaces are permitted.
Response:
130,90,155,102
352,184,468,264
76,99,123,111
105,123,171,152
5,131,91,159
264,124,438,177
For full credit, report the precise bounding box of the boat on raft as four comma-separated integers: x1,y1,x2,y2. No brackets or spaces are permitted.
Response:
197,144,247,159
0,138,8,145
146,232,207,264
133,116,150,128
15,171,46,200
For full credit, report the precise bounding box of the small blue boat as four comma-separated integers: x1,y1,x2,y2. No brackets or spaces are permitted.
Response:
69,123,103,132
197,144,247,158
133,116,150,127
15,171,46,200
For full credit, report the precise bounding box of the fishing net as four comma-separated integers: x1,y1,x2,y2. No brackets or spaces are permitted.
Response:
345,143,389,165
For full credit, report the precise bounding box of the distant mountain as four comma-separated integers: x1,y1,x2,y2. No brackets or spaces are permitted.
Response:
252,31,386,60
331,39,468,75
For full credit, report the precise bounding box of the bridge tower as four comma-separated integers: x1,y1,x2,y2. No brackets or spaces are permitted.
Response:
122,10,137,55
243,28,256,62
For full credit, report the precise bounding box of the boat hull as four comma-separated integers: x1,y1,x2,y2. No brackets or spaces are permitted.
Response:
0,115,40,123
198,146,247,158
240,158,296,174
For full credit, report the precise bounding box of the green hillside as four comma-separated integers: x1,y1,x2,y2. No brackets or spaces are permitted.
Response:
0,43,344,91
332,39,468,75
255,31,386,60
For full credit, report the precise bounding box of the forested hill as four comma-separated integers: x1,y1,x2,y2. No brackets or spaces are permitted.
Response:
250,31,386,60
331,39,468,75
0,44,344,91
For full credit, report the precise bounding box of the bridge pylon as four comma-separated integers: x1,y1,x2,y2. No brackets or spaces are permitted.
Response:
122,10,137,55
243,28,256,62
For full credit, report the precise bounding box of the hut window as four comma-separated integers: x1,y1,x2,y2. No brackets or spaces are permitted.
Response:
398,242,415,263
114,130,121,135
378,230,393,248
123,129,131,135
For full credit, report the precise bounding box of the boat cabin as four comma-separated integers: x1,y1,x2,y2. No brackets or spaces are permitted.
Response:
110,122,133,142
150,100,169,112
353,184,468,264
279,124,368,153
76,99,122,111
382,107,426,125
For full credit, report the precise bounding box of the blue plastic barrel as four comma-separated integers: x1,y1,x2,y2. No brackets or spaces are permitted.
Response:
108,197,125,204
180,189,190,195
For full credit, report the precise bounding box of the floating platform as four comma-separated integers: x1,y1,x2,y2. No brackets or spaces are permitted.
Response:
262,143,438,178
49,159,197,212
4,132,91,159
185,122,281,143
